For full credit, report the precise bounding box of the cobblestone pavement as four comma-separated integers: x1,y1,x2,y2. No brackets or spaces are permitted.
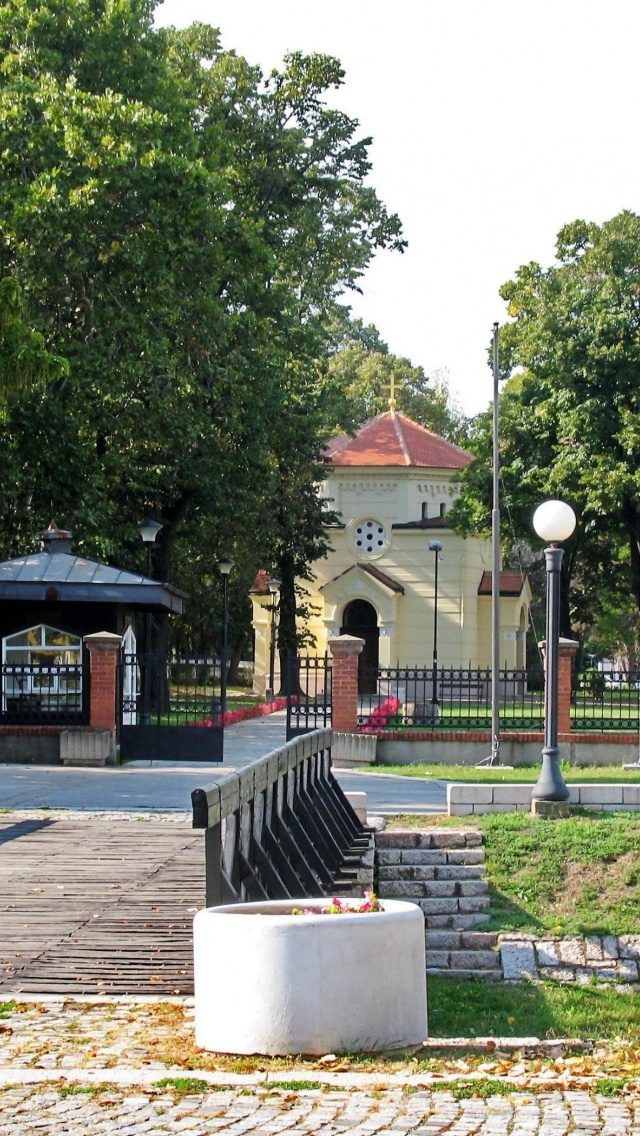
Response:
1,1001,640,1134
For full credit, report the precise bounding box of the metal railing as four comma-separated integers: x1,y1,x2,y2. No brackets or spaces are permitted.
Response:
1,662,87,723
191,730,371,907
286,653,332,740
357,665,545,731
572,670,640,731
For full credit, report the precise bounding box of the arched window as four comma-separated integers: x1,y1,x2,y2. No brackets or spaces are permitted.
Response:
2,625,83,713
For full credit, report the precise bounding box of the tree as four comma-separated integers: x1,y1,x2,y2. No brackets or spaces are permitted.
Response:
326,318,468,444
0,3,405,657
452,211,640,642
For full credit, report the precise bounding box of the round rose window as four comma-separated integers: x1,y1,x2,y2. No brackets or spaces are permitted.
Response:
353,519,387,556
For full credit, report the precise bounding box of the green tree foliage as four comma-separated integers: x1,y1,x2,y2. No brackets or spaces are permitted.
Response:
326,318,468,444
452,210,640,640
0,1,404,654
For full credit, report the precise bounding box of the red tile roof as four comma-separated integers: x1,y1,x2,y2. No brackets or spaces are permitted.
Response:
478,571,526,597
325,411,473,470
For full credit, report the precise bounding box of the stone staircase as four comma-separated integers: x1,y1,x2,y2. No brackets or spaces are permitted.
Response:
375,828,501,979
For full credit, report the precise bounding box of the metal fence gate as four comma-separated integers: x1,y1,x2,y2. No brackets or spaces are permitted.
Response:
118,652,223,762
286,653,332,740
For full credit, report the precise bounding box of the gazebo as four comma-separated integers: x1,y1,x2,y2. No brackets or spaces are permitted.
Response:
0,523,185,762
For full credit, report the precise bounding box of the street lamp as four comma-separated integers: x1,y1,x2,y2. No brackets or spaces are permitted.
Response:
217,558,234,721
137,518,163,725
267,577,281,701
429,541,442,715
531,499,576,808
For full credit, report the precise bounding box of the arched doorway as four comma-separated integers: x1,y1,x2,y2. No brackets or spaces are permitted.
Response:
341,599,379,693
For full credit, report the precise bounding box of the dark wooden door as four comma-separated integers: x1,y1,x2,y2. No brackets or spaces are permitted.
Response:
341,600,379,693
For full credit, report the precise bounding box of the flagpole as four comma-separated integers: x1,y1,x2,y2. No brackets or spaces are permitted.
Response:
490,322,501,765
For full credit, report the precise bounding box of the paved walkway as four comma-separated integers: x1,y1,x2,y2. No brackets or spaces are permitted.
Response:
0,1001,637,1134
0,713,447,814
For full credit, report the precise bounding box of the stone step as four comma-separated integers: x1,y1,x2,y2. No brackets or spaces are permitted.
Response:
376,828,482,851
378,865,486,881
378,881,489,900
426,930,499,951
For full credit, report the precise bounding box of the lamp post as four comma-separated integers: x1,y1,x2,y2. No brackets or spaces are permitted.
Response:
531,499,576,808
267,577,281,701
429,541,442,715
137,518,163,725
217,558,234,721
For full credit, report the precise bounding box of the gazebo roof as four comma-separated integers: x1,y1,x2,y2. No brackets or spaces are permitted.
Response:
0,524,186,613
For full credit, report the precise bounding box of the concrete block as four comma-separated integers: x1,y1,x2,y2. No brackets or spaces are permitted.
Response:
425,950,450,969
447,850,486,865
557,939,586,966
401,850,446,865
458,896,490,913
568,786,580,803
461,932,499,949
622,785,640,806
492,784,532,805
434,865,485,881
427,967,503,981
618,960,639,981
602,936,619,960
332,731,377,768
449,950,498,970
618,935,640,959
584,937,604,962
376,849,402,864
430,830,477,848
458,880,490,896
424,881,457,898
451,913,490,929
378,882,423,899
577,785,624,805
448,784,494,805
60,730,114,766
539,966,574,982
536,941,560,967
425,932,462,950
501,941,536,980
464,832,483,846
424,914,456,928
449,803,474,816
377,832,418,848
419,899,460,915
344,791,367,823
410,867,437,881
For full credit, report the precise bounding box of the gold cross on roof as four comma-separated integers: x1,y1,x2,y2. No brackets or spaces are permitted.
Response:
382,374,401,411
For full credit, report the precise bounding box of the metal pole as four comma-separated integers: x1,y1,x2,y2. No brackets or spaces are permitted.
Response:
491,321,501,765
141,544,152,727
431,546,439,708
220,573,229,719
268,600,277,698
532,545,570,801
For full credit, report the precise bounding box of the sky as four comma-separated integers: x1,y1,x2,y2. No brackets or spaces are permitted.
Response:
155,0,640,417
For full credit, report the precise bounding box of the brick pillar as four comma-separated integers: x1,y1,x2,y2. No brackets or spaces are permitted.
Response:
329,635,364,733
84,632,122,735
540,636,579,736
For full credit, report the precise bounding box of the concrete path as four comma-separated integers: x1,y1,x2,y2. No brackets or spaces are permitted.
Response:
0,713,447,814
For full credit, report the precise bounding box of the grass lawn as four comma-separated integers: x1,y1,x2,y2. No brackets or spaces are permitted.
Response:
428,976,640,1041
386,811,640,936
368,762,640,783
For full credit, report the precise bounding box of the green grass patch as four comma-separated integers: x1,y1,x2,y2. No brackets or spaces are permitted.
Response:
58,1085,98,1098
266,1080,325,1091
152,1076,212,1094
428,976,640,1042
368,762,640,783
442,1078,517,1099
594,1077,630,1096
0,1001,16,1019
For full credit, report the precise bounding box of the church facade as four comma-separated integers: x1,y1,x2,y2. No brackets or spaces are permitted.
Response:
251,411,530,693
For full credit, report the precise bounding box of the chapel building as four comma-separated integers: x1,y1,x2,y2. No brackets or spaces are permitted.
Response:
251,410,530,694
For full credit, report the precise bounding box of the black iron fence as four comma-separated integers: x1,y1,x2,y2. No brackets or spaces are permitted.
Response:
357,665,545,731
286,653,331,740
1,661,88,724
118,652,223,761
572,669,640,731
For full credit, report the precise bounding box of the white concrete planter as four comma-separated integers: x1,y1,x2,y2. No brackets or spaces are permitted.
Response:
193,898,428,1056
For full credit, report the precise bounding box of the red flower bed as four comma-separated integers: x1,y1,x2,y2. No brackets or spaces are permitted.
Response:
192,697,290,728
359,696,401,732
